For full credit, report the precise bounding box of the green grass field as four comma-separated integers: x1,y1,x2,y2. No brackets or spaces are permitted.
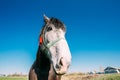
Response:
0,76,27,80
90,74,120,80
0,74,120,80
62,73,120,80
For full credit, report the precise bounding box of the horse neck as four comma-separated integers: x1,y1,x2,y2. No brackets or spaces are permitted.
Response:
36,46,50,69
36,46,62,80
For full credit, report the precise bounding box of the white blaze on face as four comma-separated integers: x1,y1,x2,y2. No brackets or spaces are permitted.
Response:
45,28,72,74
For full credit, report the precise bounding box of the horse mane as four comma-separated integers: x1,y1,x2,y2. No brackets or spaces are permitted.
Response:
50,17,66,32
40,17,66,37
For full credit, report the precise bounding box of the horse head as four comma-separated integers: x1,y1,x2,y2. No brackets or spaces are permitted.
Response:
40,15,72,75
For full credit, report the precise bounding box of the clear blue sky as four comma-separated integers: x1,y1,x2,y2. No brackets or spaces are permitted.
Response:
0,0,120,75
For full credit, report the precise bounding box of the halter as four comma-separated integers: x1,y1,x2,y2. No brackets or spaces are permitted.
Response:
39,25,64,58
39,35,64,49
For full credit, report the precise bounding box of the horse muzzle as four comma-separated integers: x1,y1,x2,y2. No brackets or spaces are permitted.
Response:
54,57,70,75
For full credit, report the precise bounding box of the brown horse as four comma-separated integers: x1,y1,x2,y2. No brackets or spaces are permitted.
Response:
29,15,72,80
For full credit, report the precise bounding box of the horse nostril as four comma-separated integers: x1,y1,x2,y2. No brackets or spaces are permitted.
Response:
56,64,60,69
59,57,63,66
55,57,63,69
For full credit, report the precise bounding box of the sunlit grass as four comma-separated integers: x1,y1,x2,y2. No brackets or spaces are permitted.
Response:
0,74,120,80
90,74,120,80
62,73,120,80
0,76,27,80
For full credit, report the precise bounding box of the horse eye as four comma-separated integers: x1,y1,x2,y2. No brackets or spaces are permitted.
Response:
47,27,52,31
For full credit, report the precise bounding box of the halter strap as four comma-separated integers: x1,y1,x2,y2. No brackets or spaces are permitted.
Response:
39,34,64,58
46,38,64,49
39,23,65,58
40,35,64,49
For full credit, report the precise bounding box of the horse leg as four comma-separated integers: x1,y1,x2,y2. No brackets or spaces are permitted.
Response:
48,64,56,80
29,63,38,80
29,68,38,80
48,64,62,80
56,75,61,80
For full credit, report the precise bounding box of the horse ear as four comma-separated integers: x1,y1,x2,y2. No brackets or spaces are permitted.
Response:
43,14,50,23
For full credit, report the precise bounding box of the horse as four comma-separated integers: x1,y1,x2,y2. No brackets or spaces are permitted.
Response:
29,15,72,80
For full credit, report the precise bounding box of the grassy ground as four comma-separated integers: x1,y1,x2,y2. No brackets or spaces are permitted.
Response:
0,74,120,80
61,73,120,80
90,74,120,80
0,76,27,80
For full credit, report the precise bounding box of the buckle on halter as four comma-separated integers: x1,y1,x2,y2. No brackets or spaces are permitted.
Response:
39,36,43,45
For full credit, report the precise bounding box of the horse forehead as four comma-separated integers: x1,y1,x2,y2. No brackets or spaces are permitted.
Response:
46,31,57,40
46,30,64,40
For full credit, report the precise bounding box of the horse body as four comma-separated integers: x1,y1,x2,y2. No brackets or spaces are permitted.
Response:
29,46,62,80
29,15,71,80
